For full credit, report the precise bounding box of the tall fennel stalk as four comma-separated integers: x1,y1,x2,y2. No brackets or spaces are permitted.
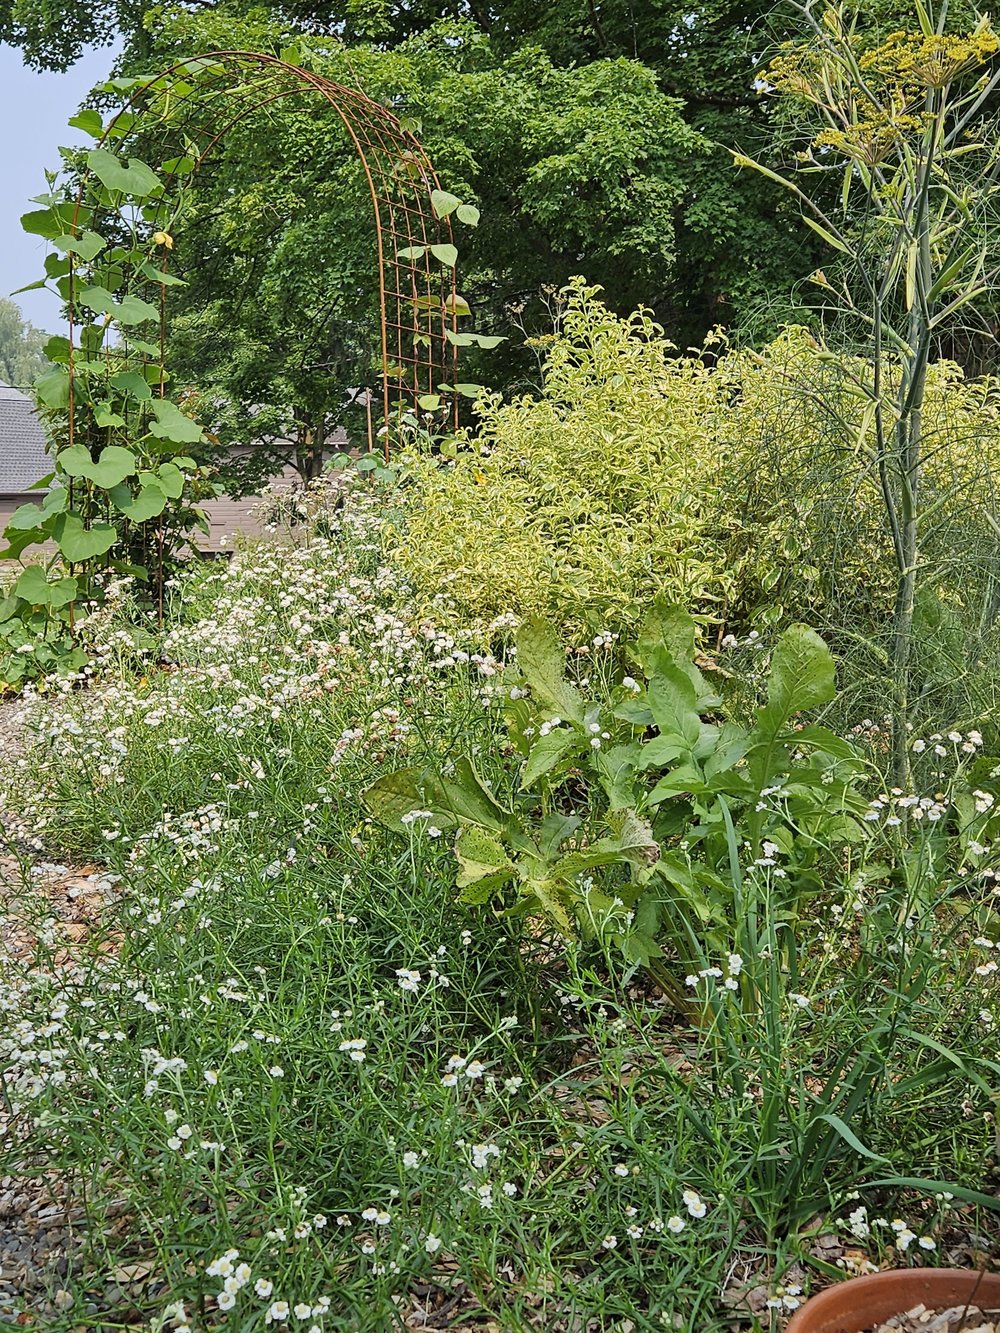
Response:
735,0,1000,784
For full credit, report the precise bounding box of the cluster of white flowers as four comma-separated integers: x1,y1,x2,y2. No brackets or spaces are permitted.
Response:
841,1203,937,1254
440,1053,486,1087
765,1284,802,1312
685,953,743,995
911,729,983,757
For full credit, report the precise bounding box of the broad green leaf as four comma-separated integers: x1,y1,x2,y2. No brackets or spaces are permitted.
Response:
78,286,160,326
397,245,427,261
156,462,184,498
53,231,106,261
109,370,152,401
87,148,161,198
68,108,104,138
431,757,512,833
521,728,583,789
456,203,480,226
35,368,70,409
515,616,585,723
430,243,458,268
109,480,166,521
21,204,77,240
637,599,696,670
56,515,118,562
14,565,65,606
93,403,126,429
418,393,442,411
138,262,187,286
760,624,836,728
445,294,471,317
593,745,638,810
58,444,135,488
454,826,515,888
147,399,204,444
362,768,453,834
646,660,701,746
538,812,581,858
39,335,67,366
0,529,45,560
430,189,461,219
5,502,48,531
445,330,507,349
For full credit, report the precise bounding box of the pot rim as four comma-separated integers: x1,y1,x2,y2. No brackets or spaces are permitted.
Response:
784,1267,1000,1333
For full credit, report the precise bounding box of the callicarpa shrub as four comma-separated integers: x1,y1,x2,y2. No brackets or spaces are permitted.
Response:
393,284,1000,730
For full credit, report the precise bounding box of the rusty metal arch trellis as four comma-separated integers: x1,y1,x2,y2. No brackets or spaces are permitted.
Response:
69,51,461,459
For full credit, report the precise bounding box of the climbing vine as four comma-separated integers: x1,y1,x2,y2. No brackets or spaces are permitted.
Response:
0,55,484,688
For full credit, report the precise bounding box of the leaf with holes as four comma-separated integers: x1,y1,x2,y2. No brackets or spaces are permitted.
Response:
454,826,515,890
515,617,585,724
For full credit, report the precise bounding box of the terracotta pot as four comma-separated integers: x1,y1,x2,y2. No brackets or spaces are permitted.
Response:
784,1268,1000,1333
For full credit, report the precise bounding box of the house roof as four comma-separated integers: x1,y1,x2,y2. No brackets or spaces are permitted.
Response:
0,383,52,496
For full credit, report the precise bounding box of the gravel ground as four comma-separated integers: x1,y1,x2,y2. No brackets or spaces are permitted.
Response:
0,697,122,1327
873,1304,999,1331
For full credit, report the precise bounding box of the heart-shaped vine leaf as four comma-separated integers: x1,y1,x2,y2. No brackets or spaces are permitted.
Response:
147,399,204,444
87,149,162,198
430,189,461,219
56,515,118,563
53,231,107,261
79,286,160,326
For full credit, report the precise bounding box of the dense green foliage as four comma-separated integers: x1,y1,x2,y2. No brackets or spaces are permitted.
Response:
393,287,1000,733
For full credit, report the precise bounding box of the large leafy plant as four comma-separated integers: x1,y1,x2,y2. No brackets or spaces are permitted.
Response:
364,605,870,992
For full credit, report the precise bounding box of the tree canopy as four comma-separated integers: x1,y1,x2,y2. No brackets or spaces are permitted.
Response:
0,298,50,390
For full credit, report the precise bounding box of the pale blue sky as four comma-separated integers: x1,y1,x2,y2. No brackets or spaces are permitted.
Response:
0,42,118,334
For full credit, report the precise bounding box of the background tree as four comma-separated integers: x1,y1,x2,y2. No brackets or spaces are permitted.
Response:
0,297,50,390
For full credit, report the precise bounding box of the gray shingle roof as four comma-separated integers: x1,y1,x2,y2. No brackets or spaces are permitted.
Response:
0,383,52,495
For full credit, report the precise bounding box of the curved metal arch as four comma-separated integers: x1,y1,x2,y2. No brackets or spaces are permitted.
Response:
71,51,460,454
